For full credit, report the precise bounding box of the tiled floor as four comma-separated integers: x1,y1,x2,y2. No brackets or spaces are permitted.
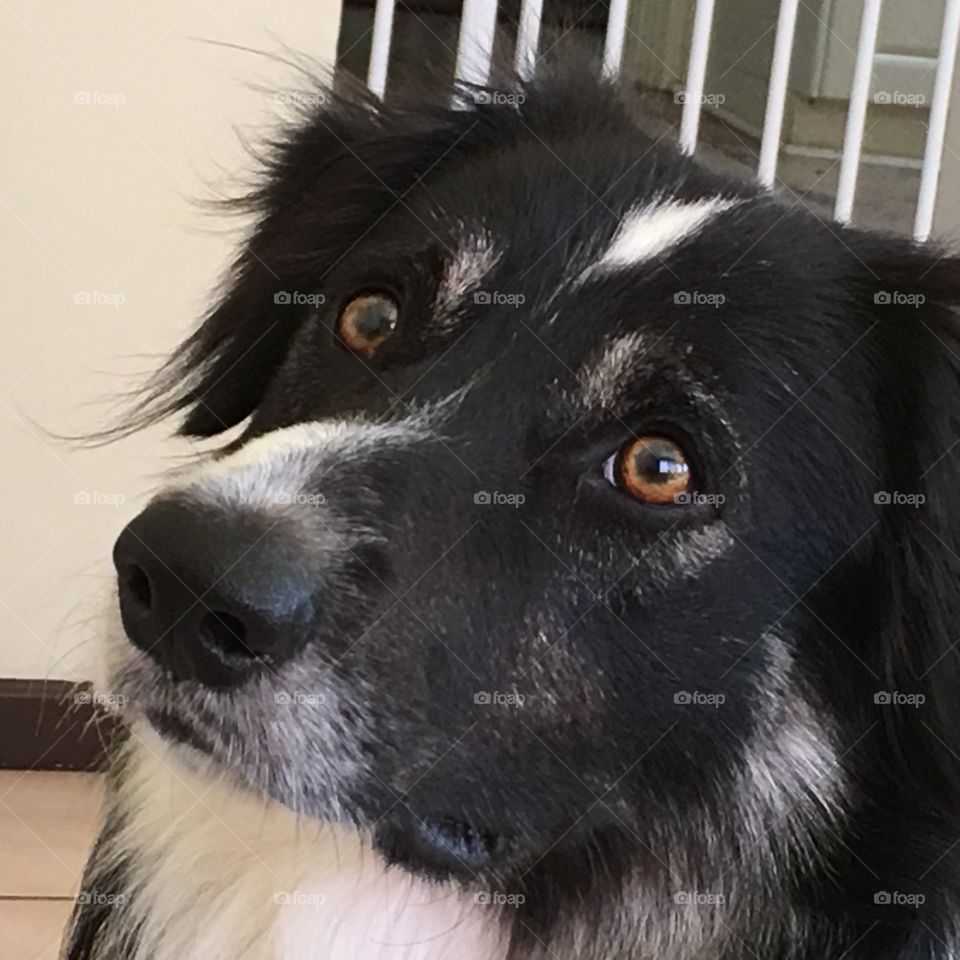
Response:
0,770,104,960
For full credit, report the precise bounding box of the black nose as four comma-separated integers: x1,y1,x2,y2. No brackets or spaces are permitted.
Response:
113,498,317,687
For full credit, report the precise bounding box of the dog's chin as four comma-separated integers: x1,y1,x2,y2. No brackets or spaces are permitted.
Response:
148,716,522,880
137,695,526,880
374,812,522,883
114,648,532,884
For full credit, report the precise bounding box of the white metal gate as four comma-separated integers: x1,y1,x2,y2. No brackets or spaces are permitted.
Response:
357,0,960,242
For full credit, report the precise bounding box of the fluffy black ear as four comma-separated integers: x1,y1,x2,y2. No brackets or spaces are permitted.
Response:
125,62,626,437
855,231,960,808
138,81,498,437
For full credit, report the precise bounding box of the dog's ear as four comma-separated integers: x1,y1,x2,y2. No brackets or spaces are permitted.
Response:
138,85,489,437
116,66,626,438
853,230,960,807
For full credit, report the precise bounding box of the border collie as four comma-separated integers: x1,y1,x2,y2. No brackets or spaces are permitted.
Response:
66,66,960,960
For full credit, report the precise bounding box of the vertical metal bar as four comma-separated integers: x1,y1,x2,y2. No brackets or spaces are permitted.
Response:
679,0,718,155
833,0,883,225
366,0,397,98
602,0,631,78
455,0,500,88
758,0,801,187
914,0,960,241
515,0,544,80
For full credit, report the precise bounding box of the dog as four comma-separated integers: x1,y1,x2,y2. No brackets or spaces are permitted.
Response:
65,65,960,960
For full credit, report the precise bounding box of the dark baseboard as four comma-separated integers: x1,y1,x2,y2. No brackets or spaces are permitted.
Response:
0,679,117,772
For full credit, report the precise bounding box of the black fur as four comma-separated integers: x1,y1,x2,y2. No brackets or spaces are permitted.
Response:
69,66,960,959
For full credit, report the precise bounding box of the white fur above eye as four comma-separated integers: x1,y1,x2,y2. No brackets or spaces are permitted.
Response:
579,331,651,410
435,232,501,322
92,727,507,960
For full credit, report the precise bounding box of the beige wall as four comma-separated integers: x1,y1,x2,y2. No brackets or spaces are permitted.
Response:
0,1,342,679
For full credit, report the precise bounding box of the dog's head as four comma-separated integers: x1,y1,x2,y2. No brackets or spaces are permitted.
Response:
107,71,960,935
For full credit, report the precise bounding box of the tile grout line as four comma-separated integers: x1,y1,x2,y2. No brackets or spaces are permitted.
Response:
0,895,78,902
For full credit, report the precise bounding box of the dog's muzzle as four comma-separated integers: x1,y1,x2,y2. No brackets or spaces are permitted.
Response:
113,496,317,687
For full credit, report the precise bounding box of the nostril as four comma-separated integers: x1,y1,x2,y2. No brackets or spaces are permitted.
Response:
198,610,256,661
124,564,152,611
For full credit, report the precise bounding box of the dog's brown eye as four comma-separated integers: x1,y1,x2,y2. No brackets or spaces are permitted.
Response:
337,293,398,354
605,435,692,505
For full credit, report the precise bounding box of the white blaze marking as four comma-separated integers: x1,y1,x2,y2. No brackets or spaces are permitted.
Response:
584,197,737,278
